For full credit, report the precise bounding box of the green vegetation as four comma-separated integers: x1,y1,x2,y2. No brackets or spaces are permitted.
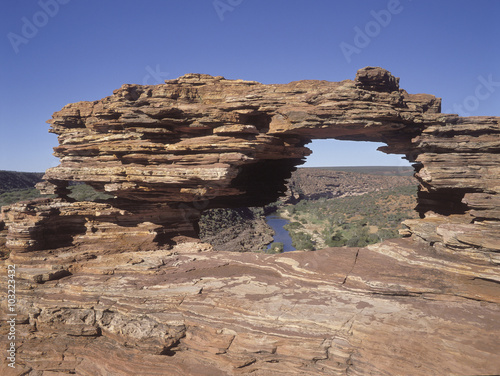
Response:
278,185,418,250
0,188,46,208
266,242,284,254
285,229,315,250
68,184,113,202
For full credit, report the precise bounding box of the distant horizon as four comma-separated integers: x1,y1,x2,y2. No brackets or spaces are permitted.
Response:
2,165,415,174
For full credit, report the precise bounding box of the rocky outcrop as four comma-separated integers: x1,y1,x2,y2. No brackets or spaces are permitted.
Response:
199,207,274,253
403,116,500,264
4,66,496,256
0,67,499,375
1,198,197,254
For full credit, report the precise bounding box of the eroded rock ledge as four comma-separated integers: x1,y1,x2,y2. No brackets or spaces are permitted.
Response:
0,67,499,375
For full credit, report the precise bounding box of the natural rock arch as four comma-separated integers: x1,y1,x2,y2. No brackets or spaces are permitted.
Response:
2,67,498,261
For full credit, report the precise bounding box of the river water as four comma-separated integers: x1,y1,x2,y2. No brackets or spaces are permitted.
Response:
265,214,296,252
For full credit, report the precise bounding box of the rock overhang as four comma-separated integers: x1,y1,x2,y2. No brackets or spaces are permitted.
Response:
41,67,438,202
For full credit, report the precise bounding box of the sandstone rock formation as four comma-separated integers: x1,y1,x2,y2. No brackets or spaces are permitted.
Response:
1,67,499,375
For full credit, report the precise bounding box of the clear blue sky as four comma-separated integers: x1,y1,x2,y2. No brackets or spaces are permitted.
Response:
1,0,499,172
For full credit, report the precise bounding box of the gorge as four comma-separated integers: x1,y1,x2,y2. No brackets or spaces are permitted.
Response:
0,67,499,375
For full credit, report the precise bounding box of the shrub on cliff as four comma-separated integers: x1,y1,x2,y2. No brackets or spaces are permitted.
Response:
267,242,284,254
291,232,315,251
68,184,113,201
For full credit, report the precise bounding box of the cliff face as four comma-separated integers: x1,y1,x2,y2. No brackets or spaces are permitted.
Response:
0,171,43,193
1,67,499,375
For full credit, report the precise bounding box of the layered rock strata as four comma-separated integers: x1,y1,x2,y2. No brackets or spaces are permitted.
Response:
0,67,499,375
404,116,500,264
2,239,500,376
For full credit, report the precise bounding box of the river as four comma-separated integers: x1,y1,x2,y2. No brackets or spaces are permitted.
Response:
265,214,296,252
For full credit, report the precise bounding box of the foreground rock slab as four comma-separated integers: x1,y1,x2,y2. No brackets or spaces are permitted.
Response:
1,239,499,376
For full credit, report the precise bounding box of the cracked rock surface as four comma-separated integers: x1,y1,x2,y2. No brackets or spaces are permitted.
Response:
1,239,499,375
